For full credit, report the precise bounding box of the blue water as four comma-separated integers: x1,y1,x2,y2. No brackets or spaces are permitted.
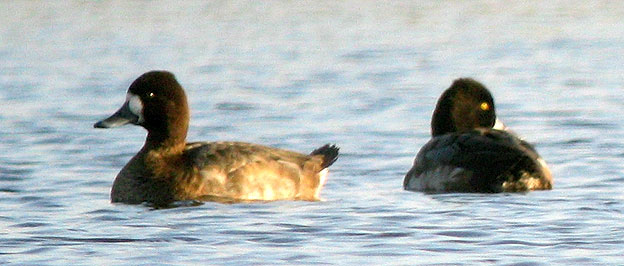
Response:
2,1,624,265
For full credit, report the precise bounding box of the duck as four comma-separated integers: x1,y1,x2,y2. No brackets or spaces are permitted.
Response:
403,78,552,193
94,71,339,205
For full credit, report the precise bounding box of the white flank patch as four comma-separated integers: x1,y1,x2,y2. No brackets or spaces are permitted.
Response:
316,168,329,198
537,157,549,170
127,93,144,123
537,157,553,183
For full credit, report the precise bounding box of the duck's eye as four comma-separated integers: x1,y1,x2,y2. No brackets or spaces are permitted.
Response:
148,92,155,98
480,102,490,111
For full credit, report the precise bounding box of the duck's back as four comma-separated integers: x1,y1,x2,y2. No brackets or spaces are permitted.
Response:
111,141,338,204
182,141,337,201
404,129,552,193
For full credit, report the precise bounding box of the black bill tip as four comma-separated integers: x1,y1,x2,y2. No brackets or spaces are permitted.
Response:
94,101,139,129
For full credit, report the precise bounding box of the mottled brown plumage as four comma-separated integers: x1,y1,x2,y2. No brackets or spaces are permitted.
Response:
95,71,339,205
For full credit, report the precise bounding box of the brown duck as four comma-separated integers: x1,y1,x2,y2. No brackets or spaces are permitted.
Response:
94,71,339,205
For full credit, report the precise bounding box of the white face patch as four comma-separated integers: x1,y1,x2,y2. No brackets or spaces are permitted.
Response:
126,93,144,123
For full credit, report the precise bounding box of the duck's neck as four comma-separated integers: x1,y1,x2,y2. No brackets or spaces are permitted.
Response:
145,123,189,153
145,134,186,152
142,128,187,177
142,129,188,179
431,109,455,137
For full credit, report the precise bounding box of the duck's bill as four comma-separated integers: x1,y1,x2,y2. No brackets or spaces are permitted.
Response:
492,118,521,137
94,101,139,128
493,118,507,131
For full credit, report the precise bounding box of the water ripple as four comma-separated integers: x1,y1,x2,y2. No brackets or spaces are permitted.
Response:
2,1,624,265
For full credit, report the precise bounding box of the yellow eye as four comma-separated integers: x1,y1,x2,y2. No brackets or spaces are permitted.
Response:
148,92,155,98
480,102,490,111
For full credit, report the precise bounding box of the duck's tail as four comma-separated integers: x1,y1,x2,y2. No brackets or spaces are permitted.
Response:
310,144,340,169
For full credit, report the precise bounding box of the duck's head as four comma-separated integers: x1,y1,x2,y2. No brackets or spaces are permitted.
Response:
94,71,190,145
431,78,498,136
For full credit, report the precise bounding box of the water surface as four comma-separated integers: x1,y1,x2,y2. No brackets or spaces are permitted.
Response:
1,1,624,265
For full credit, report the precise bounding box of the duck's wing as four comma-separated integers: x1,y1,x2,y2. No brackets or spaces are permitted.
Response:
405,130,543,192
182,142,336,200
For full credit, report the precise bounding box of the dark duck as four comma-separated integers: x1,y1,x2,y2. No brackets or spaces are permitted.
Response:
404,78,552,193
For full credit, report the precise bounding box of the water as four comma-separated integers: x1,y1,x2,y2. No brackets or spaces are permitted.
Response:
1,1,624,265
